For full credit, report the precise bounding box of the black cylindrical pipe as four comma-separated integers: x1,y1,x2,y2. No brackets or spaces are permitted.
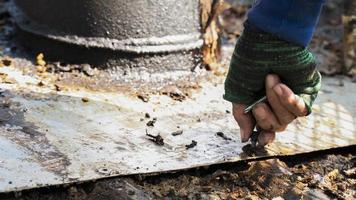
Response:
9,0,204,78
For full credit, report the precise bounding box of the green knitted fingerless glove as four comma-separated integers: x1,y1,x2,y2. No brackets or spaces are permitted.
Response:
224,25,321,115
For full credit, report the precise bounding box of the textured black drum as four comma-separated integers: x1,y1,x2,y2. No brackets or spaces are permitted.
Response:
9,0,203,77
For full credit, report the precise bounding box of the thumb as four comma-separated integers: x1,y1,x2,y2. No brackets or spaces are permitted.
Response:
232,103,255,142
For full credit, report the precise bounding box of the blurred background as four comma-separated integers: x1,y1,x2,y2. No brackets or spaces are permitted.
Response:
221,0,354,77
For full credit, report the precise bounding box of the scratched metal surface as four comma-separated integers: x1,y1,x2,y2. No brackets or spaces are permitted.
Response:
0,67,355,192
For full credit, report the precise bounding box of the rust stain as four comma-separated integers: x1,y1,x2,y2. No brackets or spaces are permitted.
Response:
0,92,71,177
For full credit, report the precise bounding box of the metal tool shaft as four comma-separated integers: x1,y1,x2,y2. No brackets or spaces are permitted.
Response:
243,96,267,114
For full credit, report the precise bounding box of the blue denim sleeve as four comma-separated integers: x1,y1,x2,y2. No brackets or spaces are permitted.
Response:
247,0,325,47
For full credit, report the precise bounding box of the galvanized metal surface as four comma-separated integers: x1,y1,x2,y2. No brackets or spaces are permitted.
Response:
0,64,355,193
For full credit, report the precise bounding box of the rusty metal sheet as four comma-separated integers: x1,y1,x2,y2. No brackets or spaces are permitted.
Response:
0,67,355,193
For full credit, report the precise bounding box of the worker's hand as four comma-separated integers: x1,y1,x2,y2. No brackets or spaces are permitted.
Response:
232,74,308,146
225,24,321,145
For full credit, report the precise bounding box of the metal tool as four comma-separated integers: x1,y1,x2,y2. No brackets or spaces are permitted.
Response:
243,96,268,146
243,96,267,114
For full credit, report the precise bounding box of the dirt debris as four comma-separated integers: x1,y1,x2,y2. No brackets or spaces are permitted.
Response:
171,129,183,136
45,62,96,77
36,65,46,74
216,131,232,141
185,140,197,149
0,72,16,84
37,81,44,87
344,167,356,178
161,85,186,102
50,62,71,72
3,77,15,84
36,53,46,67
81,64,95,77
249,131,260,147
241,144,268,158
146,118,157,127
81,97,89,103
137,93,150,102
1,57,11,66
145,130,164,146
54,84,62,91
134,153,355,199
